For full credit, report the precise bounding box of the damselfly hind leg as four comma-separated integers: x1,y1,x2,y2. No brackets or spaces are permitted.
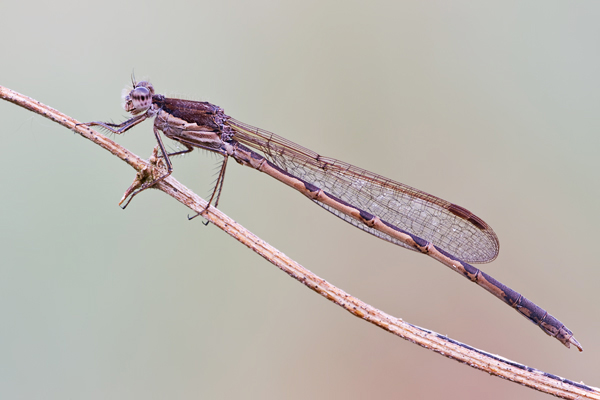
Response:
189,155,229,222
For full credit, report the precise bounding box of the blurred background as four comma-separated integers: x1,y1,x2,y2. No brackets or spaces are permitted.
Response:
1,1,599,398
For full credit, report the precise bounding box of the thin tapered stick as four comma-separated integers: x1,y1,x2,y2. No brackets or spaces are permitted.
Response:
1,84,597,399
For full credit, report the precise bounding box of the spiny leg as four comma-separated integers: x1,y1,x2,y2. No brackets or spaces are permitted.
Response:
212,156,228,210
167,145,195,158
77,113,149,134
189,155,230,221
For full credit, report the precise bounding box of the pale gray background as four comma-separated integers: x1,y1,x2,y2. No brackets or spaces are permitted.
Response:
1,1,599,398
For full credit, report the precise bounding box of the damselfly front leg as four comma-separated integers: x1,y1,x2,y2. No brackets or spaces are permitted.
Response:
82,113,150,135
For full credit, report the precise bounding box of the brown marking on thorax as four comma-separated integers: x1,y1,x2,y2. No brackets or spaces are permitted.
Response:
152,96,228,150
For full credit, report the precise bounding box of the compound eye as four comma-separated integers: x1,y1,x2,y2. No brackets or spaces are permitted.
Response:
124,86,153,114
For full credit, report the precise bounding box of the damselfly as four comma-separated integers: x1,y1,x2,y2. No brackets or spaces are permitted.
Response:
83,80,581,351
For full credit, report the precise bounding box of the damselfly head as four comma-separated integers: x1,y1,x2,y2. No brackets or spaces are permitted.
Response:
122,81,155,115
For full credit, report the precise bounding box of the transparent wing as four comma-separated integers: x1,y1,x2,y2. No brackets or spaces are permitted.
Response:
228,119,499,263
